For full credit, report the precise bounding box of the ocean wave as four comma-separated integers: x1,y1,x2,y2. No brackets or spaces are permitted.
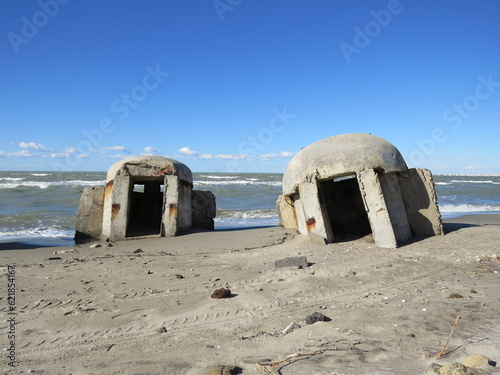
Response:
197,175,239,179
438,203,500,213
216,209,278,220
194,180,281,187
30,173,50,176
0,226,74,242
0,179,106,189
0,177,25,181
436,180,500,186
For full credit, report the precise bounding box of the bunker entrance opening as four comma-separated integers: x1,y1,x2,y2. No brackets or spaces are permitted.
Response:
319,175,371,241
126,178,164,237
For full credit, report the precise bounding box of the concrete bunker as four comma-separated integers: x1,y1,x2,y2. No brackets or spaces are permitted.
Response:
277,133,443,248
75,156,216,243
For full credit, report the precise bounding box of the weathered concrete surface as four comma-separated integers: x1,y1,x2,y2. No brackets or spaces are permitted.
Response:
75,187,104,243
277,134,443,248
398,168,443,236
276,195,297,230
76,156,215,242
106,155,192,184
282,133,407,196
192,190,216,230
378,172,412,243
357,169,398,248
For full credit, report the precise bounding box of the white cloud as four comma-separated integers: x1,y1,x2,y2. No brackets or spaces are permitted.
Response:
178,146,198,156
18,141,53,151
102,146,130,152
465,165,481,170
258,151,294,160
143,146,161,155
199,153,214,159
10,149,36,157
214,154,251,160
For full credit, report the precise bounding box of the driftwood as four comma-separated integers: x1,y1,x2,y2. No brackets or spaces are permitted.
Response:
435,315,461,359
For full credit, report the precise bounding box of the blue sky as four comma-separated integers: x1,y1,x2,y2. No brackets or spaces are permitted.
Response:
1,0,499,173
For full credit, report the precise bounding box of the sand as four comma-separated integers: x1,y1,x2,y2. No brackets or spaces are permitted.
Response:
1,215,499,374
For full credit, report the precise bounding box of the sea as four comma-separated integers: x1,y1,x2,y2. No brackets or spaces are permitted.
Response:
0,172,499,248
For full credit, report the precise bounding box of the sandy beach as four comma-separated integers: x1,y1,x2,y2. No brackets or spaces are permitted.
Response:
1,215,499,374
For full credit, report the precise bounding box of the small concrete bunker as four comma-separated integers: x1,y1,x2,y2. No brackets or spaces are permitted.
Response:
276,134,443,248
75,156,215,242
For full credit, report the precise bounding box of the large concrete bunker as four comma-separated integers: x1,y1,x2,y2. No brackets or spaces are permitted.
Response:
75,156,215,242
277,134,443,248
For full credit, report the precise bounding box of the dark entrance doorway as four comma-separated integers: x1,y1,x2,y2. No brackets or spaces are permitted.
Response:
126,179,164,237
319,175,371,241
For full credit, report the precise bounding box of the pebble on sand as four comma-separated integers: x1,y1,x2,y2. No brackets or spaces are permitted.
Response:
211,288,232,299
305,312,331,325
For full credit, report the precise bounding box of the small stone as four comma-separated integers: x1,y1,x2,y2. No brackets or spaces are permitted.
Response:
133,249,143,254
274,256,308,268
282,322,301,335
437,362,477,375
242,358,272,364
205,365,239,375
425,363,442,374
463,354,496,368
448,293,464,299
305,312,331,325
175,274,185,279
90,243,102,248
211,288,232,299
157,327,167,333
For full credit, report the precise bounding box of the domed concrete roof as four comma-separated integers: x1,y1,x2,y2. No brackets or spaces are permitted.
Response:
106,156,193,183
282,133,407,195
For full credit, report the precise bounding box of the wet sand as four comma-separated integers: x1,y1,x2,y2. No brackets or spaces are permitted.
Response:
1,215,499,374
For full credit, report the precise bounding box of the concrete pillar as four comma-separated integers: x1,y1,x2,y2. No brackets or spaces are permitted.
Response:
293,193,308,235
357,169,397,248
378,172,412,243
163,175,179,237
298,179,332,245
192,190,216,230
177,180,192,231
398,168,443,236
276,194,298,229
75,186,104,242
102,175,130,241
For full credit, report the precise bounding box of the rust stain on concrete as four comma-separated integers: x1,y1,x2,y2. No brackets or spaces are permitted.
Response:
104,179,114,199
111,204,120,220
306,217,316,232
169,204,178,219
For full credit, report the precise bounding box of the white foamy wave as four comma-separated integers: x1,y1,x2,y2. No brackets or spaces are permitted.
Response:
0,226,74,242
214,210,279,229
450,180,500,185
198,175,239,179
0,177,25,181
194,180,281,187
0,179,106,189
30,173,50,176
439,203,500,213
217,209,278,220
